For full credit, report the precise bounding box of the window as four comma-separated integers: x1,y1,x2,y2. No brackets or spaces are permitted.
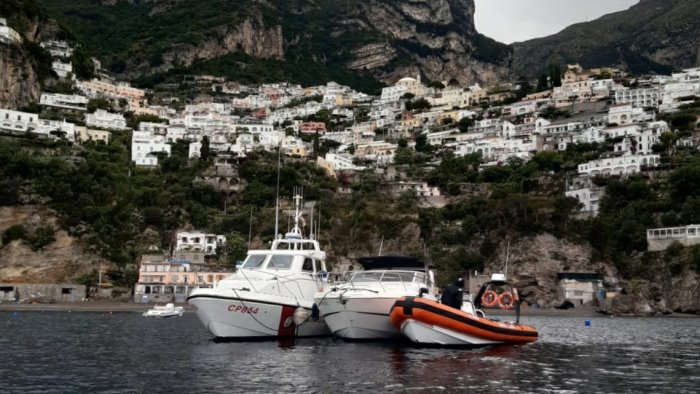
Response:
242,255,267,269
302,258,314,272
351,272,382,283
267,255,294,270
152,286,160,294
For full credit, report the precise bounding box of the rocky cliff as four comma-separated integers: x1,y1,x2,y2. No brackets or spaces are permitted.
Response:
512,0,700,77
0,206,104,283
0,0,59,109
0,45,42,110
39,0,511,88
483,234,699,315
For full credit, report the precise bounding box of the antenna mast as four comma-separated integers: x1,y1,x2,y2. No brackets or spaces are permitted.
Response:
274,143,282,238
504,239,510,279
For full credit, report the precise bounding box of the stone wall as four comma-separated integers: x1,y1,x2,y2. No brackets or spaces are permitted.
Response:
0,283,86,303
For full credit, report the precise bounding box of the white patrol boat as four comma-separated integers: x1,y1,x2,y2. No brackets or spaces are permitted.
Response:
188,194,330,339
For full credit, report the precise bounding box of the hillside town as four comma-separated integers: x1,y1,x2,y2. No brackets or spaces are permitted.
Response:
2,32,700,303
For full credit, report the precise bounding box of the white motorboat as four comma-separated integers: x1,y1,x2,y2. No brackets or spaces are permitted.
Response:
143,303,184,318
315,256,438,339
187,194,330,339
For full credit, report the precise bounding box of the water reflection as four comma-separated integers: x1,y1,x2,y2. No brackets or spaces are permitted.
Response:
1,313,699,393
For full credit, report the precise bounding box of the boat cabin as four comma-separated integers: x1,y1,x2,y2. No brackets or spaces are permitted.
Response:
240,251,327,274
350,256,434,289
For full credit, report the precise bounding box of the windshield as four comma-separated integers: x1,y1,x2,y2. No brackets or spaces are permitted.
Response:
381,271,418,283
351,272,383,283
267,255,294,270
350,270,425,284
241,255,266,269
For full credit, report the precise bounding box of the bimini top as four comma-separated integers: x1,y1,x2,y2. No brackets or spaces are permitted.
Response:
358,256,426,271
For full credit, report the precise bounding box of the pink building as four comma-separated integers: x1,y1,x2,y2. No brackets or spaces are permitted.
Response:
134,256,233,303
299,122,327,134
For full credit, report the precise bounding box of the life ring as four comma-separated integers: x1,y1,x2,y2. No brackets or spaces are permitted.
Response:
499,292,515,309
481,290,499,308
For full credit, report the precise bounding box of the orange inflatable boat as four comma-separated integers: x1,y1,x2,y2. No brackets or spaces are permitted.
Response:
390,296,538,346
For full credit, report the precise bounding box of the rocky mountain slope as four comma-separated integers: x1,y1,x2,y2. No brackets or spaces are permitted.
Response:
38,0,511,90
0,0,58,109
512,0,700,77
0,206,102,283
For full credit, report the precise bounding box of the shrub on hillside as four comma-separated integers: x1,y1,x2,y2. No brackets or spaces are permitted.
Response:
29,226,56,251
2,224,27,246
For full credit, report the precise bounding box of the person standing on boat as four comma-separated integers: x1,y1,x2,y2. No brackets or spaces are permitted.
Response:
441,278,464,310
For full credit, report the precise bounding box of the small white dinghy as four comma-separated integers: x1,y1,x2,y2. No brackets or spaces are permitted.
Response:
143,303,185,318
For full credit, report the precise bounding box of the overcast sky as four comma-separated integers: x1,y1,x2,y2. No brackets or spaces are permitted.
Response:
474,0,639,44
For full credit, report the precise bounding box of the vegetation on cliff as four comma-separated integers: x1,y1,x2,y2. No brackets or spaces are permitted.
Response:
2,123,699,299
37,0,510,92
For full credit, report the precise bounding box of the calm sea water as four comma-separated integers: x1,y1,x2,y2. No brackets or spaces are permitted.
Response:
1,312,698,393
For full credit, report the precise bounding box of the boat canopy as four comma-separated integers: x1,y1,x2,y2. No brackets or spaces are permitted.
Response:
357,256,426,271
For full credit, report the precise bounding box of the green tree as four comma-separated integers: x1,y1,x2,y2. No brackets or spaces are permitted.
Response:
87,98,111,113
458,117,474,133
536,74,549,92
200,136,211,161
549,65,562,87
226,233,248,265
415,134,432,153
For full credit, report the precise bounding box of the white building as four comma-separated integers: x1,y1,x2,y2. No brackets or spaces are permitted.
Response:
615,87,661,108
317,153,365,176
607,104,655,125
566,175,605,216
176,231,226,256
35,119,76,141
40,40,73,58
51,60,73,78
577,154,660,176
0,109,39,133
40,93,89,111
0,18,22,44
85,109,128,130
380,76,427,103
647,225,700,252
502,100,537,117
131,130,171,166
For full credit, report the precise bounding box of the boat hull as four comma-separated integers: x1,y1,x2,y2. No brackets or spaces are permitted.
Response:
188,294,329,339
390,297,538,346
401,320,502,346
318,297,402,339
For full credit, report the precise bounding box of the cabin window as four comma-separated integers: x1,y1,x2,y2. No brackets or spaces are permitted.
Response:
267,255,293,270
302,258,314,272
242,255,266,268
